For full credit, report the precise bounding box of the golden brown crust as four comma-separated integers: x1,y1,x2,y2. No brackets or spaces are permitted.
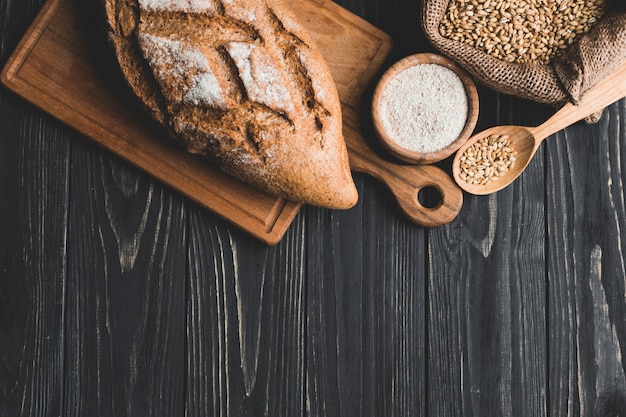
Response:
103,0,358,209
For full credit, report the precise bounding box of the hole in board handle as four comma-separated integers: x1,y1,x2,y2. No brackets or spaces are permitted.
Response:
417,185,443,209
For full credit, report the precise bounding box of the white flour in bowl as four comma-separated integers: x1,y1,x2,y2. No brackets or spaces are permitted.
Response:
379,63,468,154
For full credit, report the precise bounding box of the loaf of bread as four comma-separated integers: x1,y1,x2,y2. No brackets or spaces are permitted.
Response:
103,0,358,209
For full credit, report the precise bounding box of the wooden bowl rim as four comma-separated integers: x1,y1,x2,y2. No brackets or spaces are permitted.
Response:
371,53,480,164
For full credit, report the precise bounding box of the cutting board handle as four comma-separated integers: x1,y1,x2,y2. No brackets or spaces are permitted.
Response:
350,153,463,228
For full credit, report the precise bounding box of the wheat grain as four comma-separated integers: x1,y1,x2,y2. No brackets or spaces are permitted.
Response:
459,134,516,185
439,0,607,65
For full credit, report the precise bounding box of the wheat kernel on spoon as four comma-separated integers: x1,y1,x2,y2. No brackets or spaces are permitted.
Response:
452,59,626,195
458,134,517,185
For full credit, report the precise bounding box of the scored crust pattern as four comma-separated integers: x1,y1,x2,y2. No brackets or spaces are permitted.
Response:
105,0,358,209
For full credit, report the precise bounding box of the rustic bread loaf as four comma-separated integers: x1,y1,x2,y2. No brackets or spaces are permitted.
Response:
103,0,358,209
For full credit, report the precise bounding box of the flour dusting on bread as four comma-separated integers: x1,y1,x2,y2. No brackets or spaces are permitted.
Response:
226,41,295,117
104,0,358,209
137,33,230,109
139,0,218,13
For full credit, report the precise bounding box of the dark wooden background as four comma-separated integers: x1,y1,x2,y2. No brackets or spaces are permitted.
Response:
2,0,626,416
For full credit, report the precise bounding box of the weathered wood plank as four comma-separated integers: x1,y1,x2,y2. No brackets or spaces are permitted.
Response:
305,178,427,417
0,102,69,417
546,99,626,417
0,1,68,416
428,92,548,417
62,143,187,416
305,201,366,417
185,206,307,417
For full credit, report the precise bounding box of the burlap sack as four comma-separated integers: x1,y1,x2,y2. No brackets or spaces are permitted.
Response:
421,1,626,109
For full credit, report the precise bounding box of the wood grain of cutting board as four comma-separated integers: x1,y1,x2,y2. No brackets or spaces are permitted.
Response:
1,0,464,244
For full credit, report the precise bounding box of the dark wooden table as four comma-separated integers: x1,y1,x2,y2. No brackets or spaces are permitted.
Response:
2,1,626,416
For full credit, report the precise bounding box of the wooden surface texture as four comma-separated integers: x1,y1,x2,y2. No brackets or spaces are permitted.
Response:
1,0,626,416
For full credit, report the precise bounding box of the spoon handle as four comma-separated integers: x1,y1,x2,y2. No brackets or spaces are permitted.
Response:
350,151,463,227
532,59,626,141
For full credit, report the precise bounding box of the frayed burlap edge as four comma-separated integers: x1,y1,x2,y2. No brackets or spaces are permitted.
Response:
421,0,626,110
553,9,626,105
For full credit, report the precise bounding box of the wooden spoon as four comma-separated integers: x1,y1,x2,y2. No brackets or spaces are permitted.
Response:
452,59,626,195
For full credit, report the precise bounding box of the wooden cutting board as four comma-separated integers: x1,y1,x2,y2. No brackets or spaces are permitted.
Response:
1,0,463,245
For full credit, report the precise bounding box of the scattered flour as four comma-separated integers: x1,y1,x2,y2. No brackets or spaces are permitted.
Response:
226,42,295,117
379,63,468,154
138,0,217,13
183,71,226,108
137,33,229,109
221,0,259,24
296,46,328,105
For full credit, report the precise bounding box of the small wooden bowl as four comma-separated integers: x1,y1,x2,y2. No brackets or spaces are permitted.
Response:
371,53,479,164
